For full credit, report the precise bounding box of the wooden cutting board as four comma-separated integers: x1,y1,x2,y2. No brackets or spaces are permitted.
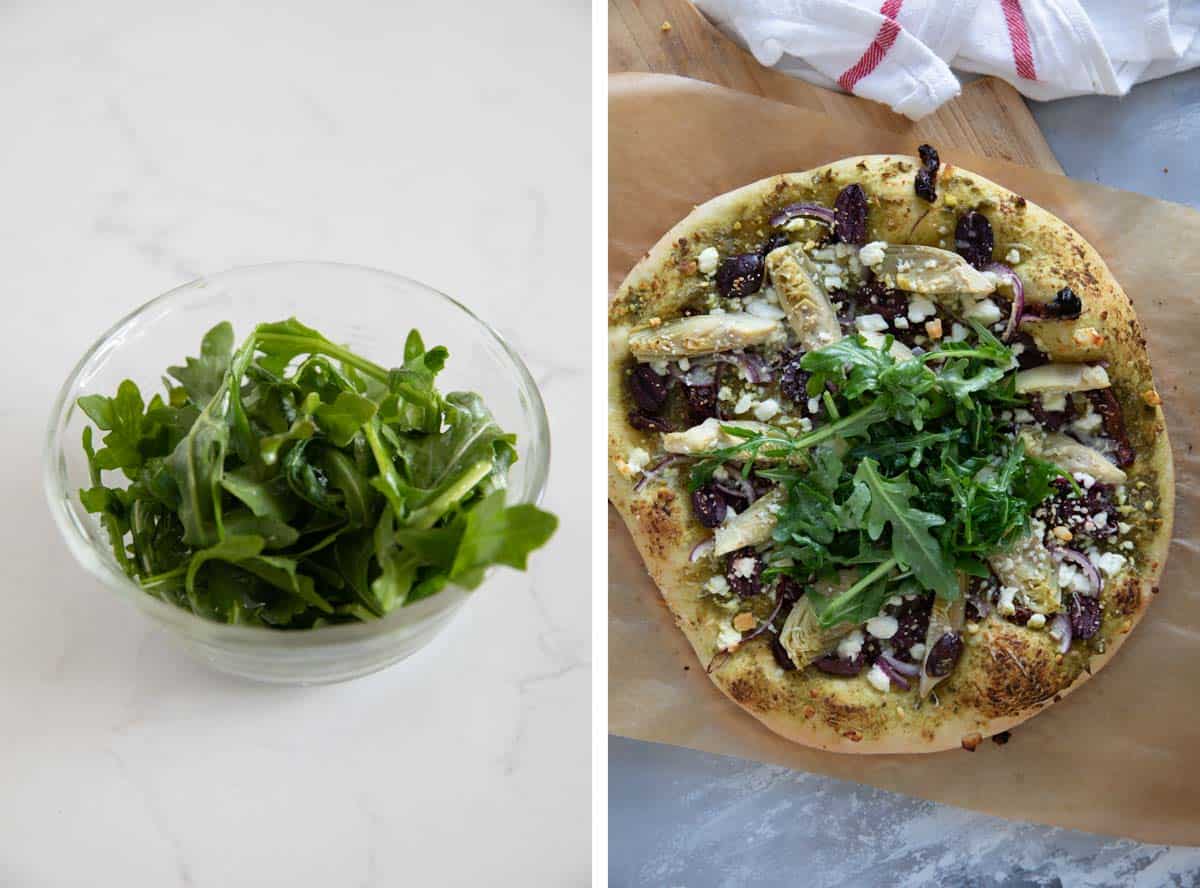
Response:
609,0,1061,174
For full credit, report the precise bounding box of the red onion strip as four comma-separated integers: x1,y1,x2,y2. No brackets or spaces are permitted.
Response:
689,538,714,563
632,454,679,492
986,262,1025,343
770,202,836,228
879,650,921,677
875,655,911,690
1050,546,1102,596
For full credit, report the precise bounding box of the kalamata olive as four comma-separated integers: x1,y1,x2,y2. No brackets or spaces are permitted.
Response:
1085,388,1135,467
918,143,940,175
716,253,765,298
627,411,672,432
955,210,994,270
628,364,670,414
761,232,791,255
779,358,811,404
834,184,868,245
1010,331,1050,370
925,631,964,677
1068,593,1102,640
725,546,763,597
691,484,728,528
1044,286,1083,319
856,278,907,322
683,383,717,421
1005,604,1034,627
885,593,933,661
1037,480,1118,540
915,167,937,202
813,653,864,675
771,636,797,671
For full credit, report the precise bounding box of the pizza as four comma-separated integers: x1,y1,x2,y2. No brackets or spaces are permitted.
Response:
608,150,1174,753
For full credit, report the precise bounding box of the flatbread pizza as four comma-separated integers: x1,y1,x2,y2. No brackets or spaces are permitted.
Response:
608,150,1173,753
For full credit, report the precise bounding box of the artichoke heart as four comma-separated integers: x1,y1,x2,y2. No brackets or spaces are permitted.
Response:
876,245,995,296
661,418,794,463
714,487,785,556
764,244,842,351
778,595,853,669
628,313,781,360
1018,429,1126,485
1014,363,1110,394
987,521,1061,614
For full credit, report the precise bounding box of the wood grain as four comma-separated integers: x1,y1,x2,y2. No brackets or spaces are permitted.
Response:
609,0,1061,173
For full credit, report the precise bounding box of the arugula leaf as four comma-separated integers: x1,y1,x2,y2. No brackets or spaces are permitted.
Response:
313,391,377,447
167,321,234,406
808,559,898,628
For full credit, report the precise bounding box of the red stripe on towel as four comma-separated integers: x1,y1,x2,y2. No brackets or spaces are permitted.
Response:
837,2,905,92
1001,0,1037,80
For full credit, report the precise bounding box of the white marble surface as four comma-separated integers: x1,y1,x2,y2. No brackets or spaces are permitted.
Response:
0,2,589,885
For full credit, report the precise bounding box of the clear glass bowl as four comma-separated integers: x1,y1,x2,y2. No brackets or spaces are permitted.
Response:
43,262,550,685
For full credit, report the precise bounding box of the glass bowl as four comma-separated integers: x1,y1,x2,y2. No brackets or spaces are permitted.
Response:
43,262,550,685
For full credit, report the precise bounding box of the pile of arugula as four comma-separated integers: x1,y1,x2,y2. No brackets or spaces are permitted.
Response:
692,322,1067,628
79,319,557,627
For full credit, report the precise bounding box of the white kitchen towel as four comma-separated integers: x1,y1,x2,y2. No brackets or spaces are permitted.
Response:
695,0,1200,118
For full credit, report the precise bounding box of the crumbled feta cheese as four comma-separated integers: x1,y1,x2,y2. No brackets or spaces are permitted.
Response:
745,299,787,320
1006,248,1021,264
697,246,719,276
1049,621,1065,641
1073,472,1096,489
1027,613,1046,629
716,622,741,649
1094,552,1127,577
949,322,968,342
677,357,690,372
705,575,730,597
859,241,887,267
1117,521,1132,535
1057,563,1093,596
798,417,813,432
997,585,1018,616
718,385,733,401
627,447,649,475
909,643,926,660
894,316,910,329
887,595,902,607
907,295,937,323
734,393,754,415
964,298,1003,325
866,663,892,693
1012,342,1026,356
807,397,820,414
713,465,730,482
866,614,899,639
855,313,889,333
1042,391,1067,412
650,361,669,376
1013,409,1034,423
1093,512,1109,528
823,275,844,291
837,629,864,660
753,398,780,422
731,557,757,579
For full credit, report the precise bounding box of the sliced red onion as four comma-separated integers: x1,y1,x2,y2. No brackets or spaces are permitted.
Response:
689,538,714,563
1050,613,1073,654
769,202,836,229
632,454,679,492
739,351,773,384
875,654,911,690
714,474,755,504
986,262,1025,342
736,595,787,645
1050,546,1102,596
879,650,921,677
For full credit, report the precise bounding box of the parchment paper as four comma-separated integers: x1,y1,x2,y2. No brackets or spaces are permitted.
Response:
608,73,1200,846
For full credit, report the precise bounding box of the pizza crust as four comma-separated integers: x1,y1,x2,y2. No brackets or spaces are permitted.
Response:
609,155,1174,753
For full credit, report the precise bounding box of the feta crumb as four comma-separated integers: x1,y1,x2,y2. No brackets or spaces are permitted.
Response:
997,585,1018,616
859,241,887,267
949,322,968,342
697,246,719,276
745,299,787,320
1041,391,1067,412
909,643,926,660
907,295,936,323
1006,248,1021,264
1027,613,1046,629
807,397,820,414
887,596,902,607
731,557,757,579
677,357,690,372
1013,409,1034,423
1094,552,1127,577
798,417,813,432
717,385,733,401
1072,412,1103,435
964,298,1003,325
1073,471,1096,489
1118,521,1132,535
627,447,649,475
1093,512,1109,528
894,316,910,329
837,629,864,660
753,398,780,422
716,622,741,649
855,313,889,333
866,663,892,693
649,361,669,376
1058,562,1093,595
705,575,730,597
866,614,899,639
713,465,730,481
734,393,754,414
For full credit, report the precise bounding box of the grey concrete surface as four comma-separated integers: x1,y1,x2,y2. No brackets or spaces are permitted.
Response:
610,69,1200,888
